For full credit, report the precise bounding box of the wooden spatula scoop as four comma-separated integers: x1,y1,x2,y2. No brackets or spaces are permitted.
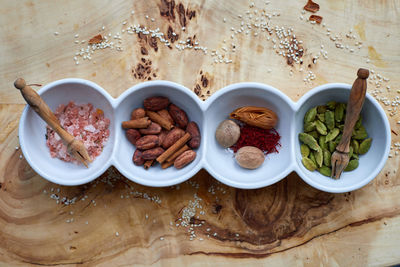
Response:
14,78,92,167
331,69,369,179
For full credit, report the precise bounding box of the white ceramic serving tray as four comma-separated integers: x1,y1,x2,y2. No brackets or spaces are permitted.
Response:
18,79,391,193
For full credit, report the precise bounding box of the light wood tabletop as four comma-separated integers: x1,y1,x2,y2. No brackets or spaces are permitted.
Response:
0,0,399,266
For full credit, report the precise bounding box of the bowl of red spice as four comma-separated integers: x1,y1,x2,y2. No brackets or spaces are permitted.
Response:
18,79,115,185
204,82,295,189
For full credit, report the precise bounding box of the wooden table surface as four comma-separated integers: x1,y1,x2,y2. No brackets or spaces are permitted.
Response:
1,0,400,266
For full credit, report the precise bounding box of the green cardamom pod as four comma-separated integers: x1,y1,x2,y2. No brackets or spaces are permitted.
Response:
325,110,335,130
334,133,343,143
316,120,328,135
300,144,310,157
304,107,317,123
355,115,362,129
352,139,359,154
309,151,317,165
299,133,320,151
329,141,336,153
318,166,332,177
319,135,328,150
302,157,317,171
326,101,337,110
317,113,325,123
344,159,359,172
308,130,319,139
323,149,331,167
317,105,327,114
359,138,372,155
314,148,323,168
353,126,368,140
325,128,340,143
335,103,345,122
304,121,316,132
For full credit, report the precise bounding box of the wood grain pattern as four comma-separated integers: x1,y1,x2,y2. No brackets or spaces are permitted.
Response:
1,0,400,266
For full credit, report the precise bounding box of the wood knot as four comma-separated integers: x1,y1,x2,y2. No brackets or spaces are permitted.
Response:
212,203,222,214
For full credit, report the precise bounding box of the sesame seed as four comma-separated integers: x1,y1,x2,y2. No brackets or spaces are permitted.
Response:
160,237,164,241
115,232,119,236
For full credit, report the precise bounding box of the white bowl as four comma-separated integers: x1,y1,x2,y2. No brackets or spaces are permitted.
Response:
203,83,295,189
113,81,204,187
19,79,115,186
293,83,391,193
18,80,391,192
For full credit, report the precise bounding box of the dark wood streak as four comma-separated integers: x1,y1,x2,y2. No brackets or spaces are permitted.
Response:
21,259,85,266
349,210,400,227
201,75,208,87
159,0,175,20
186,211,400,259
177,3,186,27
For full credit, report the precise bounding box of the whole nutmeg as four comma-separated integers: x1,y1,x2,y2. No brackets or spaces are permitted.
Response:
215,120,240,148
235,146,265,169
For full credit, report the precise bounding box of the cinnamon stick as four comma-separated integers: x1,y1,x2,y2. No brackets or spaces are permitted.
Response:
161,161,174,169
143,160,154,170
166,144,190,163
146,110,173,130
122,117,151,129
156,132,191,163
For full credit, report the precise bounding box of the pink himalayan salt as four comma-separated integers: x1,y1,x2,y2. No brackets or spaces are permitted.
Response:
46,102,110,164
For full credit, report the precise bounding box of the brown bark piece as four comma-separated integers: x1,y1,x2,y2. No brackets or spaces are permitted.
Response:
304,0,319,13
309,15,323,24
88,34,103,44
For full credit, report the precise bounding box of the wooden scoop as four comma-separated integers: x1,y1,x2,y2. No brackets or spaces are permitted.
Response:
14,78,92,167
331,69,369,179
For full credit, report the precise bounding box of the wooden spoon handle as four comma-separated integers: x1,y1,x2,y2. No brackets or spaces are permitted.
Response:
14,78,75,145
336,68,369,153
